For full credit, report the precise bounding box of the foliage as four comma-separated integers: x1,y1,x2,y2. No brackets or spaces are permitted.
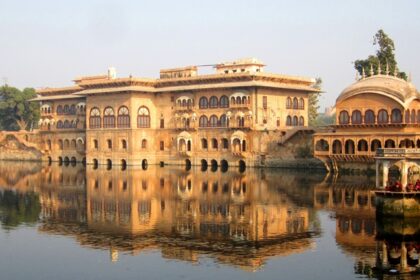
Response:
312,113,335,126
0,85,39,131
296,144,312,158
0,191,41,229
308,78,322,126
354,29,407,80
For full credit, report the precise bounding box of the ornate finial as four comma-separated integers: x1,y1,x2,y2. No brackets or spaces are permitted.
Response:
394,66,399,77
386,62,390,75
370,64,374,76
355,71,359,81
378,62,382,75
362,68,366,79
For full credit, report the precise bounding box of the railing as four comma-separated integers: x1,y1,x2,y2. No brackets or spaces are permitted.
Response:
376,148,420,158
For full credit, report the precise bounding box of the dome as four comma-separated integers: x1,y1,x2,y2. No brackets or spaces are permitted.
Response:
337,75,420,107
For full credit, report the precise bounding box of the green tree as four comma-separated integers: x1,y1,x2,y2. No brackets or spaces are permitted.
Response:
308,77,322,126
0,191,41,229
354,29,407,80
0,85,39,131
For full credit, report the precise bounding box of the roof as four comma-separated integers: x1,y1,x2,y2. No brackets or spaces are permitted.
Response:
337,75,420,107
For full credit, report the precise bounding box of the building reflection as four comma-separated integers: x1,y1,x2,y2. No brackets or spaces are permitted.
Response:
0,163,319,271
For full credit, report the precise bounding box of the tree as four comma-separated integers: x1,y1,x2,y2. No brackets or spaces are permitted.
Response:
308,78,322,126
354,29,407,80
0,85,39,131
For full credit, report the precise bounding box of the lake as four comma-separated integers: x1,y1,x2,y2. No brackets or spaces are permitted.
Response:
0,161,417,280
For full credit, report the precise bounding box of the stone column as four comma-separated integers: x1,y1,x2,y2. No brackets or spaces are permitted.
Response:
382,161,389,188
401,161,408,190
401,242,407,271
382,242,388,267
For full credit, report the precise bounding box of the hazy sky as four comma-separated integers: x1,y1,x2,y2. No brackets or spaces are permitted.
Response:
1,0,419,109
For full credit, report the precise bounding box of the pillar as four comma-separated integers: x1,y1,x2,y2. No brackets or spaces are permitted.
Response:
401,242,407,271
376,161,380,188
401,161,408,189
382,161,389,188
382,242,388,267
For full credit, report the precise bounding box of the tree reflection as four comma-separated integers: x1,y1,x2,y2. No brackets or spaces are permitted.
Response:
0,190,41,229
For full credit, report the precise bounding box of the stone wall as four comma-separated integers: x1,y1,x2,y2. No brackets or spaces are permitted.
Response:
0,132,42,161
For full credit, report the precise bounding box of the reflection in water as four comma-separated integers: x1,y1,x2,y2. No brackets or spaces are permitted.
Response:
0,163,321,271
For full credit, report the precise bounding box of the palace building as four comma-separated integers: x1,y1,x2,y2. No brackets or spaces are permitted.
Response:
33,58,319,168
313,67,420,172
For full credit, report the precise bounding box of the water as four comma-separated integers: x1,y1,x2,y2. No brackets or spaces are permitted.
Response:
0,161,417,280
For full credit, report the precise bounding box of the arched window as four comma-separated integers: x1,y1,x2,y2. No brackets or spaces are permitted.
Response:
339,111,349,124
220,114,227,127
57,105,63,115
286,116,292,126
57,120,63,129
299,98,304,109
391,108,402,123
209,96,218,108
220,96,229,108
292,97,298,109
351,110,362,124
221,138,228,149
141,139,147,149
242,96,247,105
237,116,244,127
292,116,298,126
199,97,208,109
70,105,76,115
364,110,375,124
358,139,368,152
199,115,208,127
89,107,101,129
211,138,218,149
298,116,304,126
64,105,69,114
121,139,127,149
236,96,241,105
371,139,381,152
231,97,236,105
137,106,150,128
405,109,411,123
378,109,388,124
117,106,130,128
209,115,218,127
103,107,115,128
201,138,208,149
63,120,70,128
345,140,355,154
286,97,292,109
332,140,342,154
411,109,416,123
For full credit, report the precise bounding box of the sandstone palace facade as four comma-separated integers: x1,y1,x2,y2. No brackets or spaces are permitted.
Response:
33,58,319,168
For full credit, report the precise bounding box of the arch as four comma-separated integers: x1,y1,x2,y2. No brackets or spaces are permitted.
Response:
211,138,218,149
117,106,130,128
209,115,218,127
220,114,227,127
221,138,229,149
286,97,292,109
378,109,389,124
238,160,246,172
70,104,76,115
220,160,228,172
199,97,208,109
92,159,98,169
47,156,52,165
64,105,69,114
57,105,63,115
210,159,218,172
71,139,77,148
230,96,236,105
315,139,329,151
103,107,115,128
187,140,191,151
411,109,416,123
142,159,148,170
364,110,375,124
351,110,362,124
201,138,208,149
58,156,63,165
292,97,298,109
89,107,101,129
385,139,395,148
391,108,402,123
199,115,208,127
137,106,150,128
236,116,244,127
64,156,70,166
332,140,342,154
286,116,292,126
399,138,415,148
357,139,368,152
345,139,355,154
299,98,304,109
64,139,70,149
107,139,112,149
201,159,208,171
298,116,304,126
292,116,298,126
220,95,229,108
70,157,77,166
56,120,63,129
209,96,218,108
405,109,411,123
121,159,127,170
58,139,64,150
141,139,147,149
185,159,191,170
371,139,381,152
106,159,112,170
63,120,70,129
121,139,127,149
339,110,349,124
47,139,52,150
179,138,187,152
232,138,242,153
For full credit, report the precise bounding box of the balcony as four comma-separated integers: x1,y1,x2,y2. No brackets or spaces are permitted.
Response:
178,150,192,157
174,105,196,112
229,103,251,110
376,148,420,158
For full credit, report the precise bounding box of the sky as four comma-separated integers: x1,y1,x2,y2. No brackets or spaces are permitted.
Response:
0,0,419,110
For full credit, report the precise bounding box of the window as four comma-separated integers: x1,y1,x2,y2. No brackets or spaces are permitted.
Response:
89,108,101,129
237,116,244,127
292,116,298,126
137,106,150,128
201,138,208,149
299,116,304,126
292,97,298,109
378,109,389,124
199,97,208,109
299,98,304,109
64,105,69,114
209,115,218,127
391,109,402,123
107,139,112,149
286,116,292,126
117,106,130,128
160,141,164,151
222,138,228,149
93,139,98,149
220,114,227,127
276,119,280,127
199,115,208,127
160,119,164,128
57,120,63,129
364,110,375,124
141,139,147,149
263,96,267,109
351,110,362,124
220,96,229,108
63,120,70,129
70,105,76,115
286,97,292,109
121,139,127,149
212,138,218,149
209,96,218,108
57,105,63,115
339,111,349,124
103,107,115,128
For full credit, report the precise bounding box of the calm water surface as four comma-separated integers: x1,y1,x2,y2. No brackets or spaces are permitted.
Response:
0,162,417,280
